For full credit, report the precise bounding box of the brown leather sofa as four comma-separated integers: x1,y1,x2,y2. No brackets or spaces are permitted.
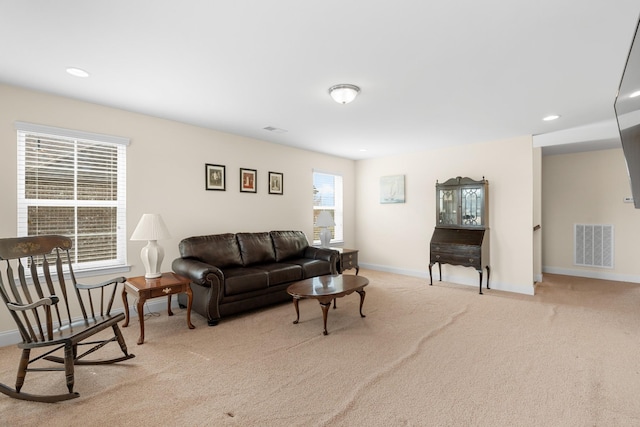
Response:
172,230,338,325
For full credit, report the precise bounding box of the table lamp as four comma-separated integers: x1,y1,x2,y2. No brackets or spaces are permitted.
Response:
315,211,335,248
130,213,171,279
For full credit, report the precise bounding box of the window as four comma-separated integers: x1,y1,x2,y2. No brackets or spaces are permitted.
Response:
16,122,129,273
313,170,343,245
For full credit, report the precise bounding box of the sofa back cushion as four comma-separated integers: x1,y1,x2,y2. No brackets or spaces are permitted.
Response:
178,233,243,268
236,232,276,266
270,230,309,261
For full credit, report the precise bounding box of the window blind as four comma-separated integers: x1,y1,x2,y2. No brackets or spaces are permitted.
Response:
16,122,128,271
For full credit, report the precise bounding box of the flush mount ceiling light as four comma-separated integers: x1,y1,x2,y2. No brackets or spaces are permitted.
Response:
329,84,360,104
66,67,89,78
542,114,561,121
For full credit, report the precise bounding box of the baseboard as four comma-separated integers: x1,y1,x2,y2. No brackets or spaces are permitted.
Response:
0,297,177,348
359,262,535,296
542,266,640,283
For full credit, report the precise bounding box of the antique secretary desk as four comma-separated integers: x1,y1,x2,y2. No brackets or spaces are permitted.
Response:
429,176,490,294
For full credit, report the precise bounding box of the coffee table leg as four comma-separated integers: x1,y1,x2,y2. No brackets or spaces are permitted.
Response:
292,298,300,324
357,290,366,318
320,302,331,335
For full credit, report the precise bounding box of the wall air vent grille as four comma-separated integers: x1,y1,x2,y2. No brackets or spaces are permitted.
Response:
574,224,614,268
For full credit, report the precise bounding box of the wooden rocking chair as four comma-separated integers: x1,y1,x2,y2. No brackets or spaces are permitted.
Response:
0,235,135,403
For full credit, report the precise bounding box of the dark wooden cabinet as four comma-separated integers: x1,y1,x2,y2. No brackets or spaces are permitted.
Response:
429,177,490,294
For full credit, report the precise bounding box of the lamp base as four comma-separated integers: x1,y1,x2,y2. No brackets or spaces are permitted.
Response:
144,272,163,279
140,240,164,279
319,227,332,248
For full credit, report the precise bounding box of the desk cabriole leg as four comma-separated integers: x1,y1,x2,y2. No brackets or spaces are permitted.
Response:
428,263,433,286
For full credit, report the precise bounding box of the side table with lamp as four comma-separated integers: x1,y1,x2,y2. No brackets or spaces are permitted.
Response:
124,214,195,344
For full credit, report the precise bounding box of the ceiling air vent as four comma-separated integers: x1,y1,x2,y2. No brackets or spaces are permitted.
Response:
263,126,287,133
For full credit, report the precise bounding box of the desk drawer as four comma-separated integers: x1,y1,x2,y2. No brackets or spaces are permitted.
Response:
431,244,480,257
432,252,480,268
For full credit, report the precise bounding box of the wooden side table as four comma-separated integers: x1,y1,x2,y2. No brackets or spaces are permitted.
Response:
333,248,359,275
122,272,195,344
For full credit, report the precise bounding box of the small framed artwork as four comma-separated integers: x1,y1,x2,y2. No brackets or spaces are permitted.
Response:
240,168,257,193
380,174,405,203
205,164,226,191
268,171,283,195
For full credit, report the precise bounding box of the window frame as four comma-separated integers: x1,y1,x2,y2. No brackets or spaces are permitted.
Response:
16,121,130,275
313,170,344,246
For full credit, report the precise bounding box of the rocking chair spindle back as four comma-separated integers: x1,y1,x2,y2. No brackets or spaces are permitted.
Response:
0,235,135,403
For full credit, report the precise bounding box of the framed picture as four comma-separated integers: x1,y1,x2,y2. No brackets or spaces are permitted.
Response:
205,164,225,191
240,168,257,193
380,174,405,203
268,171,283,195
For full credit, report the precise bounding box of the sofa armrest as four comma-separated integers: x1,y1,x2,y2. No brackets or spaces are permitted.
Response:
171,258,223,288
304,247,335,261
304,247,339,274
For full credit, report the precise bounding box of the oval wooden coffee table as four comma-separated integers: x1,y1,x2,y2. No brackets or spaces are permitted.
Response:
287,274,369,335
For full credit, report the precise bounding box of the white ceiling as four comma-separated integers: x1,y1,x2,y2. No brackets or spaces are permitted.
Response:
1,1,639,160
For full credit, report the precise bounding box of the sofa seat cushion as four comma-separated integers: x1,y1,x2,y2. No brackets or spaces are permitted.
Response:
237,232,276,266
253,263,303,286
287,258,333,278
223,267,268,296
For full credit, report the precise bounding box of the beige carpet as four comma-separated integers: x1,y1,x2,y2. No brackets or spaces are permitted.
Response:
1,270,640,426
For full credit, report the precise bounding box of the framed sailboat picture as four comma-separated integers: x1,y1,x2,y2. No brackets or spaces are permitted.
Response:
380,175,405,204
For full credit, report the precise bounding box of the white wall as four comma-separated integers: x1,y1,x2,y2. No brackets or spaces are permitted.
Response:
542,148,640,281
0,84,355,335
355,135,535,295
0,83,541,344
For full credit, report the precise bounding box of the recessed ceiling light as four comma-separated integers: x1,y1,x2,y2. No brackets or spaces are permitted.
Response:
66,67,90,78
630,90,640,98
543,114,560,121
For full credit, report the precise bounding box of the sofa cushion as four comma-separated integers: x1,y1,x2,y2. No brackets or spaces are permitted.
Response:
253,263,303,285
270,230,308,262
223,267,269,296
178,233,243,268
237,232,276,266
